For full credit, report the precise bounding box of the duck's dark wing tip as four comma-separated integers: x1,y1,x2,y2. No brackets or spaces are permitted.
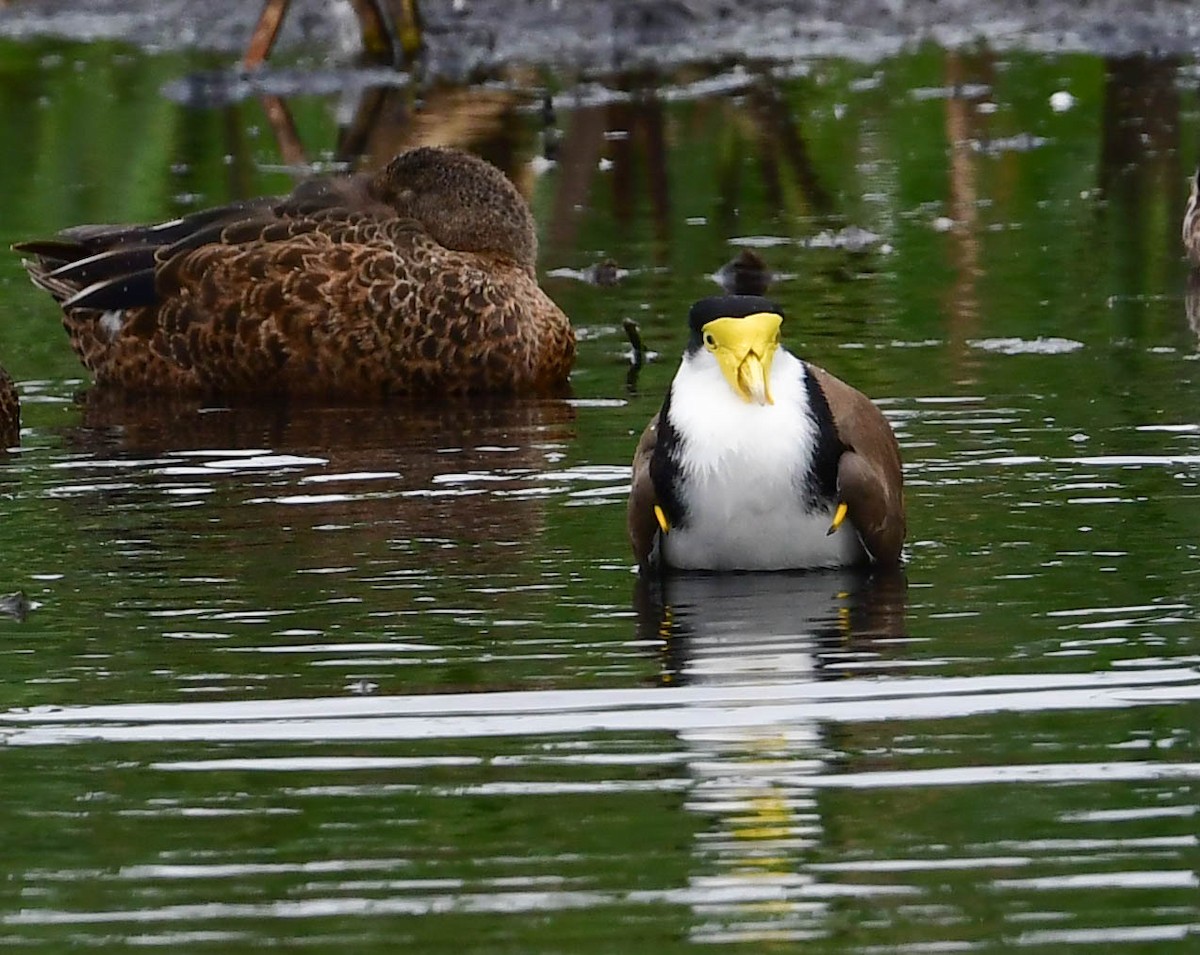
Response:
64,268,158,311
12,239,80,260
48,246,159,290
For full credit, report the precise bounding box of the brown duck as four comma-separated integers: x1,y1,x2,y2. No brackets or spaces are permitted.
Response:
1184,168,1200,266
0,365,17,448
15,147,574,399
627,295,905,572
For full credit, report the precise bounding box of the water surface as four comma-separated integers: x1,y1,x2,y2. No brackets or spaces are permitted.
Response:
0,38,1197,952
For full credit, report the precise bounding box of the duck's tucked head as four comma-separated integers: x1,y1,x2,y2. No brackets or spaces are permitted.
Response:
371,147,538,272
686,295,784,406
718,248,772,296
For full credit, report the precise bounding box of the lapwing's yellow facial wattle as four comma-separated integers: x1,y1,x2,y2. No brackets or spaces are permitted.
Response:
701,311,783,405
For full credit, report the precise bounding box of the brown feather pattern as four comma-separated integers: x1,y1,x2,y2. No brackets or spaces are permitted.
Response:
16,148,574,398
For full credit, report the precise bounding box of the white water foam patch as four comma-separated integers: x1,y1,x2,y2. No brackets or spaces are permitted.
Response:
299,471,401,484
201,454,327,472
725,234,792,248
968,337,1084,355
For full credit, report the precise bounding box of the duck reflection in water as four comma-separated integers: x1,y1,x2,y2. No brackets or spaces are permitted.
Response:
67,391,576,573
1186,270,1200,342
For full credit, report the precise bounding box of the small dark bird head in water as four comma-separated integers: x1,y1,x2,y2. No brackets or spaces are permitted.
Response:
0,591,30,621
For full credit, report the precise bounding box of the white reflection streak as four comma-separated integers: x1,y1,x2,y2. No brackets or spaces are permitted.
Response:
1015,923,1200,945
157,756,482,772
968,453,1200,468
795,762,1200,789
2,668,1196,746
3,882,915,926
994,871,1199,890
1059,806,1197,823
6,668,1192,723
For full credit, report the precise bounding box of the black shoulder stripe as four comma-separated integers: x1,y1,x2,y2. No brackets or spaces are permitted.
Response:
802,365,844,507
649,387,690,530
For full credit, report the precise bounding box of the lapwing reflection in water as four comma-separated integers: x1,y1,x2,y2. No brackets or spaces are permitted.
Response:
635,569,907,943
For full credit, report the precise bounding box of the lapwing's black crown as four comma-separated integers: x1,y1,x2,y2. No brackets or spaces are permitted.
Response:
687,295,782,336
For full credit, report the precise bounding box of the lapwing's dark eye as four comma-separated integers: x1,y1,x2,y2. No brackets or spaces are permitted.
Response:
704,333,716,348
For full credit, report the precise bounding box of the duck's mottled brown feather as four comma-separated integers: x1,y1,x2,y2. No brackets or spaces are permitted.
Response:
17,147,574,398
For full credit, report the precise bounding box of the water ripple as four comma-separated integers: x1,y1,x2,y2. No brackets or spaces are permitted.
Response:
2,668,1195,746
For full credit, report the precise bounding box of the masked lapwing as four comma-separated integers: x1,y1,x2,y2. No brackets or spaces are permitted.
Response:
627,295,905,571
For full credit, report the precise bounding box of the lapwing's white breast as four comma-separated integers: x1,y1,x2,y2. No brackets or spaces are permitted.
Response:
661,349,863,571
